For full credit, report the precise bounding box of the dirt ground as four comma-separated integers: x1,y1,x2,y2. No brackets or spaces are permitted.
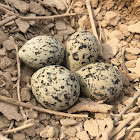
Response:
0,0,140,140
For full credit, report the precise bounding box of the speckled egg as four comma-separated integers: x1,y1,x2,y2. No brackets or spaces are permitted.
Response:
65,31,100,72
75,63,123,102
31,65,80,111
19,36,64,69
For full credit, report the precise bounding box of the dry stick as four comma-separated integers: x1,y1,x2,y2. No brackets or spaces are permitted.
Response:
1,123,34,135
112,127,127,140
0,5,16,16
0,3,14,11
131,128,140,132
110,117,133,139
127,106,139,113
122,47,129,73
8,120,14,130
127,117,140,132
66,1,74,14
114,92,140,122
14,33,27,42
0,95,88,118
5,120,14,138
19,13,76,20
0,16,16,27
85,0,99,40
15,45,27,120
98,21,102,42
0,5,11,13
123,113,140,120
4,20,15,26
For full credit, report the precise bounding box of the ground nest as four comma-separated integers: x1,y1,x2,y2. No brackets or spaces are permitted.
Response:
0,0,140,140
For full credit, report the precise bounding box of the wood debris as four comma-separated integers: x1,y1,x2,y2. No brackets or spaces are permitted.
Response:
0,95,88,118
68,98,113,114
0,0,140,139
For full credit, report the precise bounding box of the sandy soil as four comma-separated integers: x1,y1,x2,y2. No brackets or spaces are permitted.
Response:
0,0,140,140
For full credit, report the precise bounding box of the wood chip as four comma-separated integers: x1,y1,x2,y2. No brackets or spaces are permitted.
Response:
15,19,30,33
55,20,66,30
29,1,46,15
8,0,30,13
0,102,22,121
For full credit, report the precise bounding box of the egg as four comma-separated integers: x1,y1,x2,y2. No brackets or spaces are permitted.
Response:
75,63,123,102
31,65,80,111
19,36,64,69
65,31,100,72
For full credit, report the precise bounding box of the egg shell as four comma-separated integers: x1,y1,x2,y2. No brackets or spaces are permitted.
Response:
31,65,80,111
75,63,123,102
65,31,100,72
19,36,64,69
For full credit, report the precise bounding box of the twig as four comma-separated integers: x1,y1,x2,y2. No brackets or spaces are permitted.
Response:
8,120,15,130
0,3,14,11
0,16,16,27
19,13,76,20
112,127,126,140
14,33,27,42
127,117,140,132
127,106,139,113
0,5,12,14
131,128,140,132
15,45,27,120
4,20,15,26
0,5,16,16
110,117,133,139
85,0,99,40
66,1,74,14
98,21,102,42
1,123,34,135
47,6,59,15
122,47,129,73
0,95,88,118
123,113,140,120
114,92,140,122
5,120,14,138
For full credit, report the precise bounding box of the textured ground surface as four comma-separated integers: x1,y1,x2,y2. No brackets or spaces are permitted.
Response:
0,0,140,140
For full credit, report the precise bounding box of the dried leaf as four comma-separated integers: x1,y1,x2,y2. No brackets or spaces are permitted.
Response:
2,36,15,51
0,101,22,121
42,0,68,11
55,20,66,30
101,38,121,59
29,1,46,15
15,19,30,33
68,98,113,114
8,0,30,13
